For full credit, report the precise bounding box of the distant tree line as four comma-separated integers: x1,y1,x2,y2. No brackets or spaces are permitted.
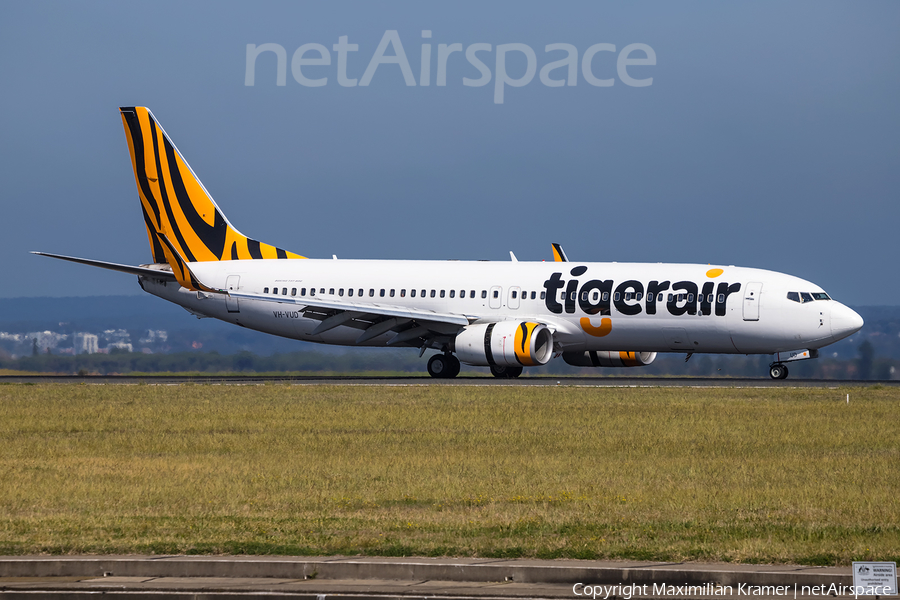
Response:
0,342,895,379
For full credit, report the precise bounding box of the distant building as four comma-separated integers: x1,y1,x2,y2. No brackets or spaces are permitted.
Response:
80,334,98,354
107,342,133,353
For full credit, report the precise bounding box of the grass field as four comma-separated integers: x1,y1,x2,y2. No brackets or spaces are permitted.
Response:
0,383,897,565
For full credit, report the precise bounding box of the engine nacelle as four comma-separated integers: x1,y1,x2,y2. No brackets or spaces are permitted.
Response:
455,322,554,367
563,350,657,368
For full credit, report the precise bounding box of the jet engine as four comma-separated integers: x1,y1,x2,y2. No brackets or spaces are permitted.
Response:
455,322,554,367
563,351,657,368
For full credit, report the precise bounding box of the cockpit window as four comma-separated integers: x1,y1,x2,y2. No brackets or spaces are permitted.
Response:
788,291,832,303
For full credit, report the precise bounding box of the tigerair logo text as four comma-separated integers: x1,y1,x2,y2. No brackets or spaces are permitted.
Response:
543,266,742,318
244,30,655,104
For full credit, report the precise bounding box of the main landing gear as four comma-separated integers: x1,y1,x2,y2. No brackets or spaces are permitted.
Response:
490,365,523,379
426,354,524,379
769,363,789,380
427,353,460,379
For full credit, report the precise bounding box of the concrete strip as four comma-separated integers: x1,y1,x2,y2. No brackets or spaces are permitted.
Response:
0,576,885,600
0,556,860,588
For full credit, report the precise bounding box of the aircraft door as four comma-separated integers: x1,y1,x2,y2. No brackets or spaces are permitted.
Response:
226,275,240,313
489,286,502,309
508,286,521,309
743,282,762,321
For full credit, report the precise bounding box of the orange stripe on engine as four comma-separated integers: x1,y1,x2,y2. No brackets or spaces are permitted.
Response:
619,351,640,367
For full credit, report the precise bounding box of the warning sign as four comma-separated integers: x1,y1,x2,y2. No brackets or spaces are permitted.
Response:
852,562,897,596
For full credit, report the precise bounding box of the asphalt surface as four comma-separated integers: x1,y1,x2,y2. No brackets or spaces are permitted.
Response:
0,555,881,599
1,375,896,387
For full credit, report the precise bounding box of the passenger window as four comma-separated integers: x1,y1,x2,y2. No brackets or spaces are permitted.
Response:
319,288,325,294
717,294,724,303
358,289,363,297
300,288,306,296
581,291,588,301
614,292,620,302
668,294,674,302
329,288,335,295
410,289,416,298
801,292,813,303
625,292,632,301
471,291,476,298
602,292,609,301
348,289,354,297
263,287,269,294
310,288,315,296
510,291,515,299
678,294,685,302
390,289,395,297
431,290,436,298
687,294,693,303
400,289,406,297
450,290,456,298
540,291,546,300
658,293,664,302
494,290,500,299
440,290,446,298
530,291,536,300
482,290,487,299
282,288,287,295
273,288,279,295
339,288,344,296
460,290,465,298
291,288,297,296
423,290,427,298
636,292,643,301
592,291,599,301
369,289,375,297
380,289,385,297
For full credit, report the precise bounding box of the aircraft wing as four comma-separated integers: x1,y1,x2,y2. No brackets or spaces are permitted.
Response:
34,249,470,346
227,290,471,345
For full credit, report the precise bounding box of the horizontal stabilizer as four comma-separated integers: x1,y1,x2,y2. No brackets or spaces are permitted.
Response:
31,252,177,281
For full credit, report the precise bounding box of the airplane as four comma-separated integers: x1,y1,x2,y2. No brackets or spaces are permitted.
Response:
35,107,864,379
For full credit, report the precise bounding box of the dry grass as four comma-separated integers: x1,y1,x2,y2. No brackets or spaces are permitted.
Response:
0,383,897,564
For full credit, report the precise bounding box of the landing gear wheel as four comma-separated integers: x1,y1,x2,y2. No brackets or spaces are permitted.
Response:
428,354,460,379
490,365,523,379
446,354,460,378
769,364,789,380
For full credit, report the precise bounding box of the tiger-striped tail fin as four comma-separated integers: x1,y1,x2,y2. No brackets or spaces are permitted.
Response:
119,107,304,264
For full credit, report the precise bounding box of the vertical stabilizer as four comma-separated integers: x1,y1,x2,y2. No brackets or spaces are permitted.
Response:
119,107,304,263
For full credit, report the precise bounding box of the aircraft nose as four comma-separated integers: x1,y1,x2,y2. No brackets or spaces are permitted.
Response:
830,302,864,343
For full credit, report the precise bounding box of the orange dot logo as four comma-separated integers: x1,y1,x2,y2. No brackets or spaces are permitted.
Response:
580,317,612,337
706,268,724,278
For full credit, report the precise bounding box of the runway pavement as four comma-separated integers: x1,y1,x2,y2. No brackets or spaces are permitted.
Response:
0,375,896,387
0,555,876,599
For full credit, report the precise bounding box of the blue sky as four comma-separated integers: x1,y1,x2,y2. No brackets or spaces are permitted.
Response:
1,1,898,305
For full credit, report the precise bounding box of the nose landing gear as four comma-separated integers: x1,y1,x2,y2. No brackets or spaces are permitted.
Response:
769,363,789,380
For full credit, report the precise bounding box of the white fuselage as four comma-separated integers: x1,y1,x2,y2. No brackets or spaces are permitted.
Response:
138,258,861,356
